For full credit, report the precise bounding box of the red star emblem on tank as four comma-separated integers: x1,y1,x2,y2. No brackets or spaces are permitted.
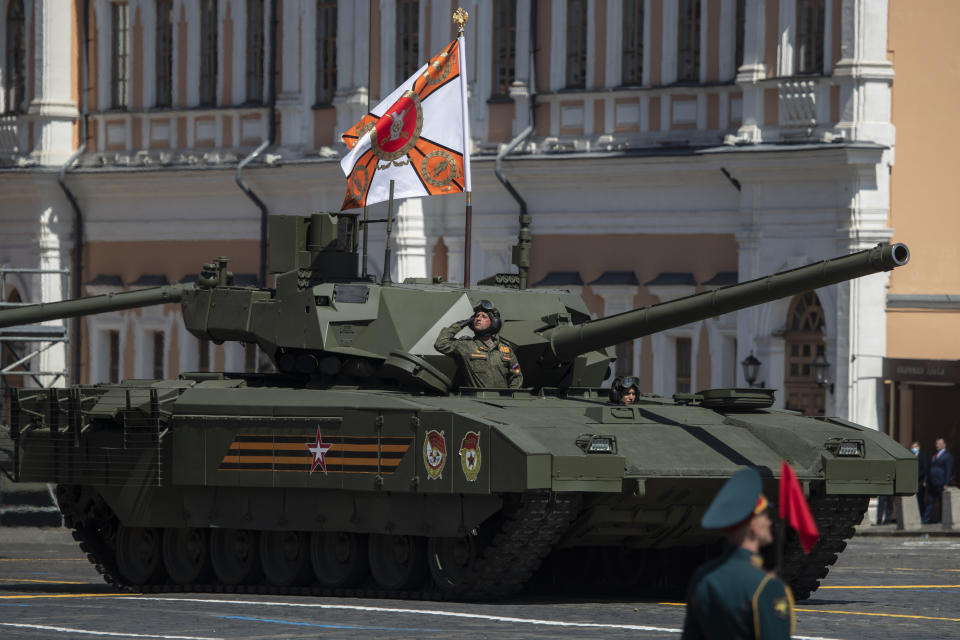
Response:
306,427,333,475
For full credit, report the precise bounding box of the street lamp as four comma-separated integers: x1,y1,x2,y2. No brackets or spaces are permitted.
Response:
812,352,833,394
741,353,762,388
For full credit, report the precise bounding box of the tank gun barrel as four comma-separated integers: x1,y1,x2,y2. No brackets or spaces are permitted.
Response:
547,242,910,362
0,283,194,329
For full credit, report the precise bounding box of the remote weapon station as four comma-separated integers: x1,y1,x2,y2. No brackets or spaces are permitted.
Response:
0,212,914,600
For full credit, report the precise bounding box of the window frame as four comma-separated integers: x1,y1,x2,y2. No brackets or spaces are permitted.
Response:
491,0,517,99
621,0,644,87
676,0,701,84
245,0,265,104
199,0,219,107
314,0,338,106
155,0,174,108
565,0,588,89
795,0,825,76
394,0,420,84
4,0,26,114
110,1,130,110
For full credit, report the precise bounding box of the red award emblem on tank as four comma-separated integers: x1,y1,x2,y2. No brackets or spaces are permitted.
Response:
459,431,481,482
423,429,447,480
370,90,423,162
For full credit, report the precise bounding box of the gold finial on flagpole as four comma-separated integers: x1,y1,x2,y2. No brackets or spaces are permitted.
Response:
452,8,469,35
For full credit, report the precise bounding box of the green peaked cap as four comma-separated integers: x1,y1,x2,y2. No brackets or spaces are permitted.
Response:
701,467,763,529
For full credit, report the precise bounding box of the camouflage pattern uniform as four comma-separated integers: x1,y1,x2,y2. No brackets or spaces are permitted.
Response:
434,323,523,389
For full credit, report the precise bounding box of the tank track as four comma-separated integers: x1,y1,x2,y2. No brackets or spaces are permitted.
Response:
54,485,580,601
777,491,868,601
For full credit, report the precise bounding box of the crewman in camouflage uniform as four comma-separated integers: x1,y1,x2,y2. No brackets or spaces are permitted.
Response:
682,467,795,639
434,300,523,389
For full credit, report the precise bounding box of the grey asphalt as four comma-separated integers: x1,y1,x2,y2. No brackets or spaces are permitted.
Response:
0,527,958,639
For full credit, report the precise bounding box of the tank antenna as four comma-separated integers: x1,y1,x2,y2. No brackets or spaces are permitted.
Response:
382,180,395,284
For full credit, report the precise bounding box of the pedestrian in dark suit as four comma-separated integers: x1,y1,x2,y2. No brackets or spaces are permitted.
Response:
924,437,955,524
913,441,929,516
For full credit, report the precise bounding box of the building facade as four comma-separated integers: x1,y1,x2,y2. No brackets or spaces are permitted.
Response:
0,1,954,456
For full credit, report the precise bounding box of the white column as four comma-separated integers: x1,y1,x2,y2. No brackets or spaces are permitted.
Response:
661,0,679,85
735,0,767,142
333,0,371,147
394,198,428,282
27,0,80,166
37,208,67,387
833,0,894,144
276,0,303,150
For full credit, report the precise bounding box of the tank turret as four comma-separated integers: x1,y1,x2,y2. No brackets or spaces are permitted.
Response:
0,213,909,393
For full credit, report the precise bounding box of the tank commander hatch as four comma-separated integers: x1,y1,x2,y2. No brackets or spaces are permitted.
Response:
434,300,523,389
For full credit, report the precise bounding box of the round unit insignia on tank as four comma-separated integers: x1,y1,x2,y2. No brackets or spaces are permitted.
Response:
459,431,481,481
423,429,447,479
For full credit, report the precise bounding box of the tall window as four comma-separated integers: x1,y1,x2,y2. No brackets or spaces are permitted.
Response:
152,332,165,378
565,0,587,88
198,338,210,372
108,330,120,383
199,0,218,106
395,0,419,83
675,337,692,393
4,0,26,114
795,0,825,75
245,0,264,103
155,0,173,107
735,0,745,72
677,0,700,83
621,0,643,85
111,2,130,109
491,0,516,97
315,1,337,105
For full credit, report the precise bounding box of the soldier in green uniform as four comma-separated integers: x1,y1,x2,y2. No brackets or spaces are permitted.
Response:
434,300,523,389
682,467,795,639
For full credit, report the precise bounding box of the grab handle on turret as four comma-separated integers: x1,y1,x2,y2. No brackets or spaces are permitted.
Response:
545,242,909,363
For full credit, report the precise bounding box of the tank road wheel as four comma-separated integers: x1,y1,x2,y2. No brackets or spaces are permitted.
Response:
427,535,481,596
259,531,314,587
115,525,167,585
367,534,428,591
310,532,369,588
162,528,213,585
210,528,262,585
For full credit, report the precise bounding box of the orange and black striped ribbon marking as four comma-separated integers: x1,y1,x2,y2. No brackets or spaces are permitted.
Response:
218,434,412,475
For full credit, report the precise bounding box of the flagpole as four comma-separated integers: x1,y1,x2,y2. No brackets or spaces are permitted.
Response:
454,8,472,288
383,180,395,284
361,0,374,280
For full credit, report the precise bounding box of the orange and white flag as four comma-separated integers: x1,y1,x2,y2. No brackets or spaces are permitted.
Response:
340,38,471,210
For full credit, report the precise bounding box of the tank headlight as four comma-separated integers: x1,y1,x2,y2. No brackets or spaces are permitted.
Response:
576,434,617,454
836,442,862,457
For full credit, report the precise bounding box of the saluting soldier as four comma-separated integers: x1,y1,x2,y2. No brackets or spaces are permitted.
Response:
682,467,795,640
434,300,523,389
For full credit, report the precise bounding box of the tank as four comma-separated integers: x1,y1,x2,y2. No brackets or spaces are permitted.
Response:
0,212,915,601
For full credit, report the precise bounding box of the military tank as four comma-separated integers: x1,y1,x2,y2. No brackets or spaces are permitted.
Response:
0,212,915,601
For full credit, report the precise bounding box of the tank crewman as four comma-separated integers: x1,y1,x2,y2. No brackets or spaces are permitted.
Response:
682,467,795,640
609,376,640,404
434,300,523,389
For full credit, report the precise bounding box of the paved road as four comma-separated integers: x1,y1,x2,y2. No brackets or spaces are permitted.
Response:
0,528,958,639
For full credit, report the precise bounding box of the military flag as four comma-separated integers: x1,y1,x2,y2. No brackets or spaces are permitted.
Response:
779,460,820,553
340,37,471,210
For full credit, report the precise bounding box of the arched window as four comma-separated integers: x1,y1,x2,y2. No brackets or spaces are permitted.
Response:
4,0,26,114
565,0,587,89
784,291,826,415
110,1,130,109
315,0,337,105
395,0,419,83
621,0,644,86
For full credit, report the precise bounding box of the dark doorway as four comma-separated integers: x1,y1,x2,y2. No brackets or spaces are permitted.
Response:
784,291,827,416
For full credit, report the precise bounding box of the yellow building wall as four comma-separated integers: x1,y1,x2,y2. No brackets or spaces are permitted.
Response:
887,0,960,358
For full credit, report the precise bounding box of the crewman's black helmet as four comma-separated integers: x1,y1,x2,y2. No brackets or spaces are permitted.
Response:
472,299,502,335
609,376,640,403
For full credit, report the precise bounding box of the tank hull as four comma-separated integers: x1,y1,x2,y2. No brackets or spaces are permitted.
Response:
10,378,915,600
